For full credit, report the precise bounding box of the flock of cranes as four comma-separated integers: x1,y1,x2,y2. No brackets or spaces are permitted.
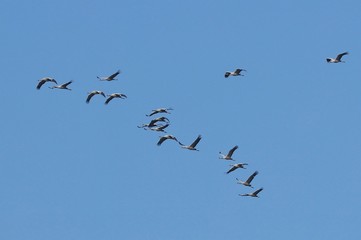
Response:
36,51,349,199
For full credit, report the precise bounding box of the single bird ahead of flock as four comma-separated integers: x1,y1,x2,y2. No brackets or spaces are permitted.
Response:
225,68,246,78
180,135,202,151
86,90,106,104
36,77,57,90
49,80,73,90
239,188,263,198
226,163,248,174
326,52,349,63
97,70,121,81
105,93,127,105
236,171,258,188
146,108,173,117
219,145,238,161
157,134,182,146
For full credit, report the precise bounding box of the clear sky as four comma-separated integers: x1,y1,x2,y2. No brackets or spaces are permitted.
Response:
1,0,361,239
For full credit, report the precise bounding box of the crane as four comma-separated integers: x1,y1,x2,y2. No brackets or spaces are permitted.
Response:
236,171,258,188
326,52,349,63
86,91,106,103
219,145,238,160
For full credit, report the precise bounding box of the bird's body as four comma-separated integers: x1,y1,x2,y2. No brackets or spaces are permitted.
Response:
180,135,202,151
146,108,173,117
157,135,182,146
326,52,349,63
97,70,121,81
226,163,248,174
86,91,106,103
49,80,73,90
236,171,258,188
225,68,246,78
105,93,127,104
239,188,263,197
219,145,238,161
36,77,57,90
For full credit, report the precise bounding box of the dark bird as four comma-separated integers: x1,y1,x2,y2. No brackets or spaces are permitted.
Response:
239,188,263,197
226,163,248,174
105,93,127,105
146,108,173,117
219,145,238,161
36,77,57,90
180,135,202,151
49,80,73,90
326,52,349,63
225,68,246,78
236,171,258,188
97,70,121,81
157,135,182,146
86,91,106,103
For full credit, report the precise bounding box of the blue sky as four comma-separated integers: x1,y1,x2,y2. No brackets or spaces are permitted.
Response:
1,0,361,239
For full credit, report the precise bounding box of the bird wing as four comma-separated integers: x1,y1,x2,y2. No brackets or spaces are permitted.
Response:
62,80,73,87
253,188,263,195
225,72,230,78
336,52,348,61
190,135,202,148
108,70,121,79
159,124,169,130
100,92,106,97
227,145,239,157
86,93,95,103
157,136,167,146
36,80,46,89
226,165,237,174
234,69,241,74
105,96,114,104
245,171,258,184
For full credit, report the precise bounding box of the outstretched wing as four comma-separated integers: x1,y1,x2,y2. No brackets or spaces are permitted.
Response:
62,80,73,87
190,135,202,148
226,165,237,174
253,188,263,195
336,52,348,61
227,145,239,157
86,93,95,103
105,96,114,105
108,70,121,79
157,136,167,146
36,80,46,90
245,171,258,184
225,72,231,78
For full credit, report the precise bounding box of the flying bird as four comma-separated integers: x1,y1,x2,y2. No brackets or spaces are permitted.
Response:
236,171,258,188
219,145,238,161
36,77,57,90
326,52,349,63
149,124,169,133
180,135,202,151
138,117,170,129
239,188,263,198
86,91,106,103
226,163,248,174
97,70,121,81
225,68,246,78
105,93,127,105
146,108,173,117
49,80,73,90
157,135,182,146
